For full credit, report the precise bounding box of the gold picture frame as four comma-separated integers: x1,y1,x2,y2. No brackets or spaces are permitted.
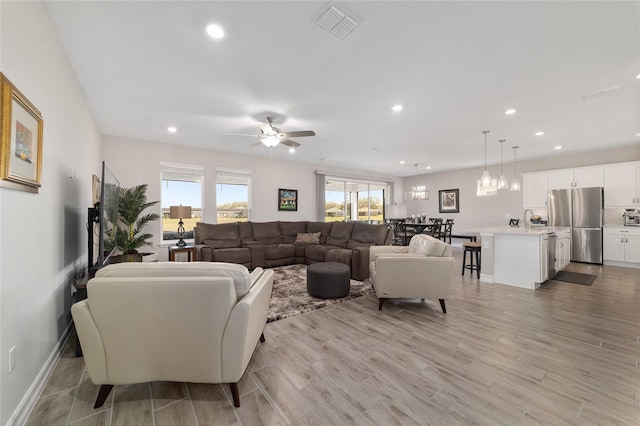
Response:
0,73,43,193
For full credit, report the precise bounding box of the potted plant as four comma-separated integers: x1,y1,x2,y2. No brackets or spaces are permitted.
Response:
112,184,160,262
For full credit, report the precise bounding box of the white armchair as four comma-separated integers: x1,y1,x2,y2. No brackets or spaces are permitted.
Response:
71,262,274,408
369,234,454,312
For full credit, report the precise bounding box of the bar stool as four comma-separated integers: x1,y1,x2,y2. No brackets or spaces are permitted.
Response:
462,241,481,278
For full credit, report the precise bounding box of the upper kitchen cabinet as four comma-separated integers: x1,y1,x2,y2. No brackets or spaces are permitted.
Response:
548,167,603,190
523,172,549,208
604,162,640,207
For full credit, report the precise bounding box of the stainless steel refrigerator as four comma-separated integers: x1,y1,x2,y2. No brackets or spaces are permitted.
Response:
548,187,603,264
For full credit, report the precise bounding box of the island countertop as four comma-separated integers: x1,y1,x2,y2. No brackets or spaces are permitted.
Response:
476,226,570,235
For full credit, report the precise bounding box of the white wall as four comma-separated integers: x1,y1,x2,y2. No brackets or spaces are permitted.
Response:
102,135,403,261
0,2,101,424
404,145,640,232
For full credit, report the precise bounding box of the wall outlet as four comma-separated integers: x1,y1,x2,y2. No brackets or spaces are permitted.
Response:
483,241,489,249
9,346,16,374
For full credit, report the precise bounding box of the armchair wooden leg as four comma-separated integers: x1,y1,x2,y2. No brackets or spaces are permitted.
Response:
260,332,265,343
378,298,386,310
230,383,240,407
94,384,114,408
439,299,447,314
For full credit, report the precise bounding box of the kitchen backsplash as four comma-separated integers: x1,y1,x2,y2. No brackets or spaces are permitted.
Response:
604,208,626,226
522,208,626,226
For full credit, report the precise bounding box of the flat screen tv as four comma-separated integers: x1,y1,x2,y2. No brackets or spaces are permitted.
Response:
88,161,120,275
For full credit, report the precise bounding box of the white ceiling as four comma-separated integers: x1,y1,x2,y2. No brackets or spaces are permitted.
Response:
44,1,640,177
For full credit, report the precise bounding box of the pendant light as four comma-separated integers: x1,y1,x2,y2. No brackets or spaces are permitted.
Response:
410,163,426,200
510,145,521,191
480,130,491,187
497,139,507,190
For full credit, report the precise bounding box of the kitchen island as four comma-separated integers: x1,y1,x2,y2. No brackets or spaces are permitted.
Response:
475,226,570,290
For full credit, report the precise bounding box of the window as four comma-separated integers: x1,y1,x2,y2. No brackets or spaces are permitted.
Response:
324,177,388,223
160,163,204,242
216,169,251,223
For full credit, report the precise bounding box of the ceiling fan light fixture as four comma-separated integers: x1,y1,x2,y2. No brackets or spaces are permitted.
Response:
261,135,280,147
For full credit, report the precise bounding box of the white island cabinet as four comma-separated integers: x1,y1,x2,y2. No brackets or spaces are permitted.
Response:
477,226,570,290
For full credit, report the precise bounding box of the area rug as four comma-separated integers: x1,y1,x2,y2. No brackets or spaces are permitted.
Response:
267,264,373,323
552,270,597,286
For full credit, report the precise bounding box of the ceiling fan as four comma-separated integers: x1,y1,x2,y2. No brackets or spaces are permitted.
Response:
253,116,316,149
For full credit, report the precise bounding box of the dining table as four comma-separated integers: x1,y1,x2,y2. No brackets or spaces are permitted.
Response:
397,222,436,245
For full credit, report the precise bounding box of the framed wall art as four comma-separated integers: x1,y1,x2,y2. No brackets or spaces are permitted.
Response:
278,188,298,211
439,188,459,213
0,73,44,193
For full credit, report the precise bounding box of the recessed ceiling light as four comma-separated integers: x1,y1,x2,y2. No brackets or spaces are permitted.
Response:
636,73,640,79
392,104,403,112
167,126,177,133
426,166,431,170
288,147,295,153
505,108,517,115
534,131,545,136
400,160,406,164
554,145,563,150
636,131,640,137
206,24,225,39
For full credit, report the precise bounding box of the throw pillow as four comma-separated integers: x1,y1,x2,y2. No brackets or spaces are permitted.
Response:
295,232,321,244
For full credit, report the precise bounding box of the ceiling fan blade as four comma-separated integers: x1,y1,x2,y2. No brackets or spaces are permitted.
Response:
259,121,274,133
282,130,315,138
250,141,263,148
280,139,301,148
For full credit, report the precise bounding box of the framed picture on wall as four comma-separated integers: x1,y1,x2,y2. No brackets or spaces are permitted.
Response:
278,188,298,211
0,72,44,193
439,188,459,213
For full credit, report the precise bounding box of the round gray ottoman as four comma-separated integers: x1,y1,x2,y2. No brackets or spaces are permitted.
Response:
307,262,351,299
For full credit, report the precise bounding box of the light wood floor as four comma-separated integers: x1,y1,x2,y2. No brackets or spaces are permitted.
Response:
26,252,640,425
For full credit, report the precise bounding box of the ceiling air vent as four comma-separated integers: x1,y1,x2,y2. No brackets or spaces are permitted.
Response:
316,4,359,39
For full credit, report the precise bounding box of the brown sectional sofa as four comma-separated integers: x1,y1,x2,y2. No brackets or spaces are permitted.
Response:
194,221,391,281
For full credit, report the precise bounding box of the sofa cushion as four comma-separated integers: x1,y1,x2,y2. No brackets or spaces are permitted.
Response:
95,261,253,297
347,239,374,249
306,222,333,245
296,232,321,244
326,222,355,248
194,222,238,244
305,244,336,262
238,222,253,240
408,235,451,257
279,221,308,243
325,248,353,265
351,222,389,245
264,243,296,260
252,222,283,244
203,239,242,249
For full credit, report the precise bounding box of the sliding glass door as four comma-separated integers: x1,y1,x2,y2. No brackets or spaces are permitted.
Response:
324,178,388,223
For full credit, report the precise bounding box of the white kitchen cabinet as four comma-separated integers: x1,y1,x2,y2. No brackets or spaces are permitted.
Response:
604,162,640,207
548,167,603,190
555,230,571,272
523,173,548,208
603,227,640,265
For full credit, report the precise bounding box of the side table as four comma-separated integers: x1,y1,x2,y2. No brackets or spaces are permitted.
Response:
168,245,196,262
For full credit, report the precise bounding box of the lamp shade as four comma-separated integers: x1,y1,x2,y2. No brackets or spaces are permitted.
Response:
169,205,192,219
386,203,407,219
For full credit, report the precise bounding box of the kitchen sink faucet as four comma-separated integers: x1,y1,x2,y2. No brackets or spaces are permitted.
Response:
523,209,534,228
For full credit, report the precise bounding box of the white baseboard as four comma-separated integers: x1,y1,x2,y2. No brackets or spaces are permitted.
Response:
7,324,74,426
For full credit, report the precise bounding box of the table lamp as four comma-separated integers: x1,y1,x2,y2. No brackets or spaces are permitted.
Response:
169,205,192,247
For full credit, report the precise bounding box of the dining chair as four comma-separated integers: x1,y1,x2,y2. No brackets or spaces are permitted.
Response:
441,219,453,243
430,218,444,239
